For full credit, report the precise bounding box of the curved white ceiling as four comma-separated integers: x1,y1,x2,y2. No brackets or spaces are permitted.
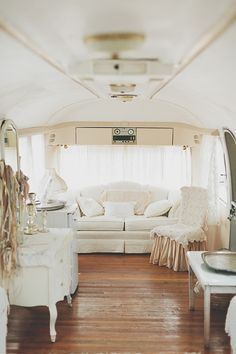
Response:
0,0,235,131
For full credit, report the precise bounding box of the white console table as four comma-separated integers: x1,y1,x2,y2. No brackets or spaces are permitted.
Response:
187,251,236,348
8,228,74,342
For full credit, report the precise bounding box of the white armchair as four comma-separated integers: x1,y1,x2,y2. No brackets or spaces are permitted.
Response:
150,186,208,271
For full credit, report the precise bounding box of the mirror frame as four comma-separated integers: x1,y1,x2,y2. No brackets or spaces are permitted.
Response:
0,118,20,174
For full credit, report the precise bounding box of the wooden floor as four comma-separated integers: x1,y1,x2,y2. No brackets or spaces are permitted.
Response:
7,254,232,354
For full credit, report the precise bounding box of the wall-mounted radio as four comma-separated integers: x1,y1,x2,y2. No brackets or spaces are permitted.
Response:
112,127,137,144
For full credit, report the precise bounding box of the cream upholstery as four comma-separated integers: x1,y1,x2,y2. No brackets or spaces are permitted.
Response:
65,181,181,254
125,215,178,231
76,216,124,231
150,186,208,271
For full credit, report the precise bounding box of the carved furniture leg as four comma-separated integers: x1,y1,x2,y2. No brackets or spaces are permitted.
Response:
49,303,57,342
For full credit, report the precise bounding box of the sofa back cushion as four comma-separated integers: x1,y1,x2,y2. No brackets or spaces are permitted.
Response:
106,181,145,190
79,185,105,202
101,190,151,215
77,181,177,215
148,186,169,202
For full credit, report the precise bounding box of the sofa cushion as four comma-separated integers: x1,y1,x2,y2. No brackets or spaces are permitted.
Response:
125,215,178,231
103,201,135,217
76,216,124,231
101,190,151,214
144,200,172,218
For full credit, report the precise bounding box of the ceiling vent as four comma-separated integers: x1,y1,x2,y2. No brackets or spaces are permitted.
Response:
69,59,174,80
193,134,201,144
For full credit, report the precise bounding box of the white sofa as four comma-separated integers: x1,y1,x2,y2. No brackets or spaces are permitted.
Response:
66,181,180,254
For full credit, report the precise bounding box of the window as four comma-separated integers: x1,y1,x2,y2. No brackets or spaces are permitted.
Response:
58,145,191,189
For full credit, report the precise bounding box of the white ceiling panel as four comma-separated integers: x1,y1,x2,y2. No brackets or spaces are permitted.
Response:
0,0,236,130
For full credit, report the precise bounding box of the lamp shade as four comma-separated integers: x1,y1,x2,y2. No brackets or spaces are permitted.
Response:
39,168,68,203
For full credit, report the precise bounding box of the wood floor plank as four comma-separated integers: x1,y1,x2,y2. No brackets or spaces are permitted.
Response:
6,254,232,353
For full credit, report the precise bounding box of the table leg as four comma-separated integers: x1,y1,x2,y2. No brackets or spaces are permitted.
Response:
204,285,211,348
49,303,57,342
188,265,195,310
67,294,72,307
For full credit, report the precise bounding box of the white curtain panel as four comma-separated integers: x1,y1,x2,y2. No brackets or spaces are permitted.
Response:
199,135,227,224
58,145,191,190
19,134,46,193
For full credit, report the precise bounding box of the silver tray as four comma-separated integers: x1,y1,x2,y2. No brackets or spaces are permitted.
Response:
202,251,236,273
36,200,65,211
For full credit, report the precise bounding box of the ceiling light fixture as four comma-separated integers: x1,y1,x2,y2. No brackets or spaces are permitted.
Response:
111,94,137,102
110,83,136,93
83,32,145,56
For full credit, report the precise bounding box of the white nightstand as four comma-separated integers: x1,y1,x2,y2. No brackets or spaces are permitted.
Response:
8,228,77,342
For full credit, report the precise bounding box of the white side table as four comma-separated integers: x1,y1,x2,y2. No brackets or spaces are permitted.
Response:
8,228,74,342
36,204,79,228
187,251,236,348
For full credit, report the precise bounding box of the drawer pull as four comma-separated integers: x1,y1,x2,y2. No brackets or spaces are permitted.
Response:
60,282,64,287
60,259,63,263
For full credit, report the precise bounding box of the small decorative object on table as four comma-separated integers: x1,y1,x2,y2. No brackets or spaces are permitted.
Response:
37,200,65,233
37,168,67,232
24,203,38,235
202,251,236,273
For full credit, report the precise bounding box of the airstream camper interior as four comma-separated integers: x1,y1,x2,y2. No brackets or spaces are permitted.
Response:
1,0,236,353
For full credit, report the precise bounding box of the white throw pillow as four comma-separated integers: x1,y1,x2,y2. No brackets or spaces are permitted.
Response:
101,190,150,215
103,201,135,217
144,200,172,218
77,197,104,217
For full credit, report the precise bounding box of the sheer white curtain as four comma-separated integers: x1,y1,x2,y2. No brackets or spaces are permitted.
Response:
199,135,226,224
19,134,45,193
198,135,229,250
58,145,191,189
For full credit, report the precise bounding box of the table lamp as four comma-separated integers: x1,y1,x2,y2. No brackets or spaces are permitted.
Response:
38,168,68,232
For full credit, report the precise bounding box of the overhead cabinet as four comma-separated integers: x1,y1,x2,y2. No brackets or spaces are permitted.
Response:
76,127,112,145
137,128,173,145
75,127,173,145
47,125,205,147
47,126,76,146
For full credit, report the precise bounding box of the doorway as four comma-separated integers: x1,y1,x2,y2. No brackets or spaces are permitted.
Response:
223,128,236,250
